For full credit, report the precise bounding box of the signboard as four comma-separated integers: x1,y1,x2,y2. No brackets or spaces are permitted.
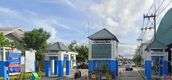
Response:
8,53,21,75
25,51,35,72
92,44,111,58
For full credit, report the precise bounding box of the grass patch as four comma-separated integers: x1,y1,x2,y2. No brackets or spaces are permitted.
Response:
0,72,45,80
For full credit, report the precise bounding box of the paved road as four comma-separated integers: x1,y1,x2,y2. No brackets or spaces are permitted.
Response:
119,67,144,80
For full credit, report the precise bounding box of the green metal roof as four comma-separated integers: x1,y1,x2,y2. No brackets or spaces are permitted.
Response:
147,8,172,49
47,42,70,51
147,40,166,49
88,28,119,42
156,8,172,46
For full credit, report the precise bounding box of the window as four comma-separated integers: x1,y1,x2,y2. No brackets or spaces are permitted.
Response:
92,44,111,58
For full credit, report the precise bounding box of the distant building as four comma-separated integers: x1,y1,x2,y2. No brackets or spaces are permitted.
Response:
0,27,24,42
135,41,150,65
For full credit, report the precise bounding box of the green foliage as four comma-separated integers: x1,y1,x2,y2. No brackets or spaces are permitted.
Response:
133,55,143,65
22,28,50,51
68,44,75,51
0,33,15,47
69,45,88,62
22,28,50,55
22,28,50,71
75,45,88,62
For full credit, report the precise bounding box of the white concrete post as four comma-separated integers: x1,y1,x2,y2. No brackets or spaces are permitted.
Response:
164,52,168,61
73,55,76,66
111,41,114,59
89,40,92,60
58,52,64,61
68,54,71,61
58,52,64,77
51,59,54,75
146,50,151,61
3,47,6,61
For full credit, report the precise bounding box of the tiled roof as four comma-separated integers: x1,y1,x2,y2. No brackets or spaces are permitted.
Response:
47,42,70,51
88,28,119,42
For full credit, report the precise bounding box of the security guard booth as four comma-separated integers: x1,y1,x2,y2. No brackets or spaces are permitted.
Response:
45,42,78,77
145,8,172,80
88,28,119,79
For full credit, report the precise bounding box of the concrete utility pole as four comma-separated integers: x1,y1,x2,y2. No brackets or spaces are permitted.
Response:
143,14,156,40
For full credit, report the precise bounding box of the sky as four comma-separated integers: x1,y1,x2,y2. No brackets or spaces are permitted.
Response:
0,0,171,58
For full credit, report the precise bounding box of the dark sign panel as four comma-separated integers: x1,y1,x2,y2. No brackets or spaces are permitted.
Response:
92,44,111,58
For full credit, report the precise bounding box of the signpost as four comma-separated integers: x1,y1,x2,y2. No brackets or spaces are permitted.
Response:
8,52,21,75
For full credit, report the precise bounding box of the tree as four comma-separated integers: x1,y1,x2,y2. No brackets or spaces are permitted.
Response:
133,55,143,65
22,28,50,71
0,33,15,47
74,45,88,62
68,44,75,51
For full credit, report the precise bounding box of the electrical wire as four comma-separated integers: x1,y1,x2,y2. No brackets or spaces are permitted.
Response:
137,0,156,43
156,0,172,16
148,0,156,13
155,0,165,13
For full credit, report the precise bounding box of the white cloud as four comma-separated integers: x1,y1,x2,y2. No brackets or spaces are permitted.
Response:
89,0,154,38
0,7,18,14
118,43,137,58
0,7,69,43
64,0,77,9
87,0,155,57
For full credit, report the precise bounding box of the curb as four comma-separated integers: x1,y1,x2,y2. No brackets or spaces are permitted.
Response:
138,70,146,80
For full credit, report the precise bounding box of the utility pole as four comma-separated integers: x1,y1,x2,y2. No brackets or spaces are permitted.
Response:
143,14,156,40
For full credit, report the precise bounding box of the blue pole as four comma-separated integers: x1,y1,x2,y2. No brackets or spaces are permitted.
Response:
66,60,71,75
116,60,118,77
88,60,93,73
54,60,58,75
45,60,51,77
145,60,152,80
163,60,168,75
58,60,64,77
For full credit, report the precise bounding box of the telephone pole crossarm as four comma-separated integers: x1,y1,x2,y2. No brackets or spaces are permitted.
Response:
143,14,156,40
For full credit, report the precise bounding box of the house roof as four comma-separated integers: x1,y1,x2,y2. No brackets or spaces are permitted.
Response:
47,42,70,51
88,28,119,42
0,27,24,41
147,8,172,49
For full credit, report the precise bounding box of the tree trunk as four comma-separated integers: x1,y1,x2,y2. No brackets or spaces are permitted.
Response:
37,55,44,72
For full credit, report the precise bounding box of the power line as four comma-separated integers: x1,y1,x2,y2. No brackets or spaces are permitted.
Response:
156,0,172,16
139,16,154,41
155,0,165,13
144,14,156,39
137,0,156,42
148,0,156,13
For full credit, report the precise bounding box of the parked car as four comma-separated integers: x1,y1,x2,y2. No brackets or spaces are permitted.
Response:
125,64,133,71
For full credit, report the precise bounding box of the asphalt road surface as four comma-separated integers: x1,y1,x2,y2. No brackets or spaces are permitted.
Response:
119,67,144,80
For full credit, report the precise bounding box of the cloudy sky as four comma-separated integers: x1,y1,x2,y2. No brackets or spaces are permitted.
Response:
0,0,171,58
